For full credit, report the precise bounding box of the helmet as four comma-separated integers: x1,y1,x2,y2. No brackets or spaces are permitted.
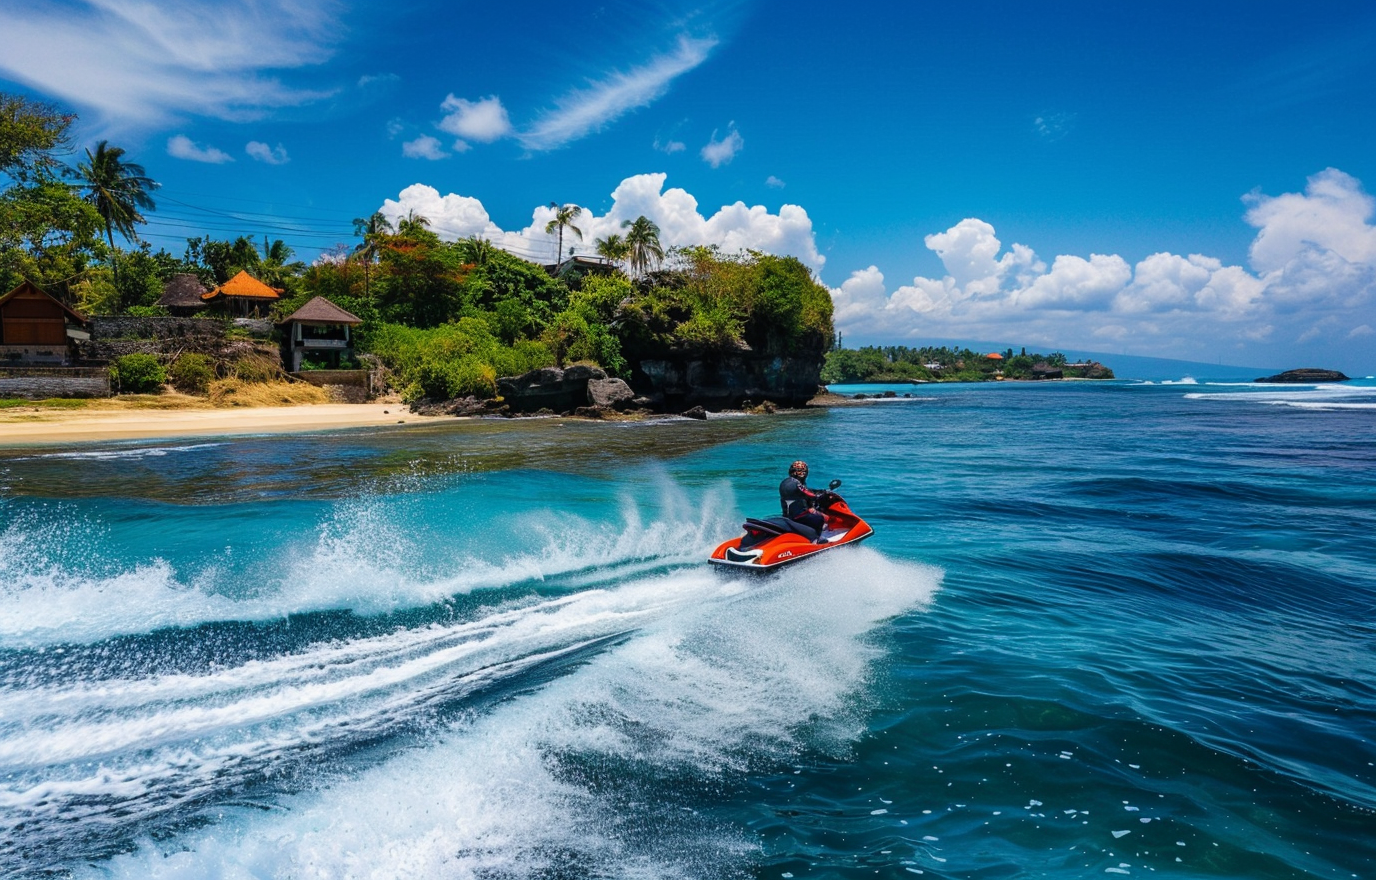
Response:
789,460,809,479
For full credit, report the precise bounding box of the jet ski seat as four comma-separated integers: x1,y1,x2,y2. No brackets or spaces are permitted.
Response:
740,516,820,549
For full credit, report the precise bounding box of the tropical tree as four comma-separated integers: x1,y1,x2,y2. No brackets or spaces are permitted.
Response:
594,233,630,269
455,235,497,267
621,215,663,278
256,237,303,287
1,92,76,183
76,140,157,249
351,211,393,297
544,202,584,264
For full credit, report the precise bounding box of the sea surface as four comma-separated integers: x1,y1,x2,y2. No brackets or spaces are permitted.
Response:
1,377,1374,879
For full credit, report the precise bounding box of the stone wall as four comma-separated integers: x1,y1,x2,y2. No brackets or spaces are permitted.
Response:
290,369,374,403
91,316,224,341
0,367,110,399
0,344,68,366
82,316,228,363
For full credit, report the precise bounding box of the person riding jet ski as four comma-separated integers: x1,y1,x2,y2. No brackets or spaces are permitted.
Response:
779,460,825,539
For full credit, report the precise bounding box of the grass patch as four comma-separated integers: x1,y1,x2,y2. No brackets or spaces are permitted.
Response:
0,398,93,409
207,379,330,407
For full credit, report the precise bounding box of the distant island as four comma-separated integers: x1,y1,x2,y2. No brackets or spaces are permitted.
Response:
1255,368,1351,383
822,345,1114,384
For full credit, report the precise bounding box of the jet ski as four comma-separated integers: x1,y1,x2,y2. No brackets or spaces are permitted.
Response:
709,479,874,571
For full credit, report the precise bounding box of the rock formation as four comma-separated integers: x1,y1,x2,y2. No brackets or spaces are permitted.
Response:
1255,368,1351,383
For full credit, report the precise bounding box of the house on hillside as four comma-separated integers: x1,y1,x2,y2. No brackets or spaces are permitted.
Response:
200,270,281,317
542,255,617,279
279,296,362,372
157,273,209,316
0,280,89,365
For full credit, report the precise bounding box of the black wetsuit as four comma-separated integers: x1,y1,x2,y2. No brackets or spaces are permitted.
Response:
779,476,825,535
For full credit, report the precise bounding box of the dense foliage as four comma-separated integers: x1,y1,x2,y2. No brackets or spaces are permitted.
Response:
2,92,837,402
822,346,1112,383
109,353,166,393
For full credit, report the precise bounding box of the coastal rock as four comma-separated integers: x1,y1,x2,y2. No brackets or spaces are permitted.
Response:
633,351,823,412
681,405,708,420
497,365,608,413
1255,368,1351,383
587,377,634,409
572,406,606,419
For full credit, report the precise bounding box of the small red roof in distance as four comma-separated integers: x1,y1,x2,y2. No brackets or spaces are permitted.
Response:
986,352,1004,359
283,296,363,325
202,270,281,300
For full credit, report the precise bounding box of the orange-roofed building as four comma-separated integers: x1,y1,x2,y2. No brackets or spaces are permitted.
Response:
201,270,281,317
986,352,1004,360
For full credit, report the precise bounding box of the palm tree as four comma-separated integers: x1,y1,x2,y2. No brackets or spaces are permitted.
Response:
594,233,630,269
257,237,304,287
352,211,394,297
457,235,497,267
544,202,584,265
77,140,157,249
621,215,663,278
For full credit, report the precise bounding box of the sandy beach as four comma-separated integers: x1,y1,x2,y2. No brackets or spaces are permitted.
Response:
0,403,439,445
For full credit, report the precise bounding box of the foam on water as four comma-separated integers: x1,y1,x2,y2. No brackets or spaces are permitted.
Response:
11,442,224,462
53,549,939,878
0,479,739,648
1184,382,1376,410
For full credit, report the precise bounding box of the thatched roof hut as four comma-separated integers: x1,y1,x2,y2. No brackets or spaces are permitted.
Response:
157,273,208,316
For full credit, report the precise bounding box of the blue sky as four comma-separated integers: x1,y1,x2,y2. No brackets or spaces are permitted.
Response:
3,0,1375,371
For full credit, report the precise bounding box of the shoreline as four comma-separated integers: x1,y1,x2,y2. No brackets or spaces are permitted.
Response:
0,403,442,446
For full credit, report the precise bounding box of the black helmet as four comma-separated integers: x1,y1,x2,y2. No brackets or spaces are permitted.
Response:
789,460,809,479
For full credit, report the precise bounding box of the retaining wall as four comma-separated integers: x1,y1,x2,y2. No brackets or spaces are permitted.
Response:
91,316,224,341
0,367,111,399
290,369,374,403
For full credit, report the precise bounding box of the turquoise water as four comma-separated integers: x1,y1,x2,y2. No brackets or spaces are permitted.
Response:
1,379,1374,878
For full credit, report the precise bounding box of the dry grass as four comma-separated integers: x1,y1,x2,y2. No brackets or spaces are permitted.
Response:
207,378,329,407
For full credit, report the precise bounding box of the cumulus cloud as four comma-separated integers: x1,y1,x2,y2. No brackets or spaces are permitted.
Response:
401,135,447,160
245,141,289,164
378,172,826,271
438,95,512,149
766,175,786,188
167,135,233,164
521,35,717,150
0,0,338,127
829,168,1376,369
701,126,743,168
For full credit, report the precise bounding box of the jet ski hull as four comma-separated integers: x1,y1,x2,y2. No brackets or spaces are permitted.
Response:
708,494,874,571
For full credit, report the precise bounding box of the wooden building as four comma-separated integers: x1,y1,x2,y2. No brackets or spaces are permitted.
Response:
279,296,362,372
200,270,281,317
0,281,89,365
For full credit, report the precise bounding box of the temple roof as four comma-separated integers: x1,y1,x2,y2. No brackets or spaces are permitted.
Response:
282,296,362,325
202,270,281,301
158,273,208,309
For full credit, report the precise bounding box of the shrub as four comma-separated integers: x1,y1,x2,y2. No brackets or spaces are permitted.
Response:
110,353,166,394
168,353,214,394
367,319,553,400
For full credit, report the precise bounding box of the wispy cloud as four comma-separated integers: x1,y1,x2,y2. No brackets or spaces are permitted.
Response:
246,141,290,164
167,135,233,164
358,73,399,88
701,125,743,167
655,136,687,154
766,175,786,188
0,0,340,127
520,35,717,150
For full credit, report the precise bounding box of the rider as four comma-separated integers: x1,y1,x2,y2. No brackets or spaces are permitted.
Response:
779,460,826,538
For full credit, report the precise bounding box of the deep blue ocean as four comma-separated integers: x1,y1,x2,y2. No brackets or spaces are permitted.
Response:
1,377,1374,878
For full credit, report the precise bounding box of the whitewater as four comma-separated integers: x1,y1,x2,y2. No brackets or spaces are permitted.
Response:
2,379,1374,878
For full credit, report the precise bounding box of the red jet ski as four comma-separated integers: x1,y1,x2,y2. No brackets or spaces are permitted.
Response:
709,480,875,571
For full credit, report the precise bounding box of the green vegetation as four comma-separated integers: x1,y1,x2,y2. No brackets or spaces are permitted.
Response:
822,345,1112,383
168,353,214,394
2,92,835,403
110,353,166,393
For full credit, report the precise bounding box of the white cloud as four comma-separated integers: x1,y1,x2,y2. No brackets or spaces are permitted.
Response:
766,175,786,188
167,135,233,164
386,118,405,138
828,169,1376,369
654,137,687,154
0,0,339,127
378,173,826,271
520,36,717,150
438,95,512,150
245,141,289,164
401,135,448,161
358,73,399,88
701,126,743,168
